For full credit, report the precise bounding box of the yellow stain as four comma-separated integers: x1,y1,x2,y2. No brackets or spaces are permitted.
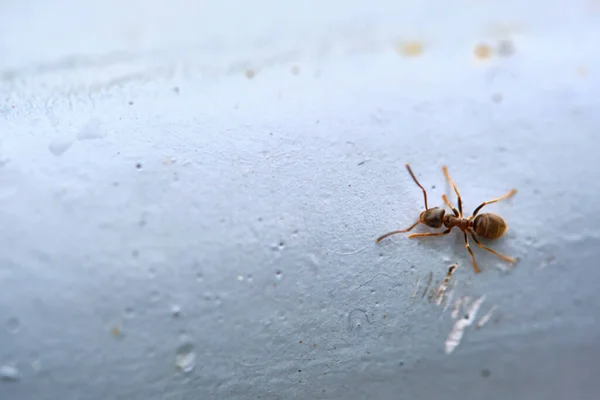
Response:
474,43,493,60
577,66,589,77
111,327,122,337
244,69,256,79
396,41,425,57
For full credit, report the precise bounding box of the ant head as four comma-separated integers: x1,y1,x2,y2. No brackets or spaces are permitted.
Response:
420,207,445,228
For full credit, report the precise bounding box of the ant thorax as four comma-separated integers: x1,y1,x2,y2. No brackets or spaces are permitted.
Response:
444,214,470,231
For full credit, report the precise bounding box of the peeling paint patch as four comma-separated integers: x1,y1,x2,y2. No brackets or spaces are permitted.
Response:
452,297,467,319
445,296,486,355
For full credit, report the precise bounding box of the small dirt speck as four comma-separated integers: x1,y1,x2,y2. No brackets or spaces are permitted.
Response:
481,369,491,378
244,69,256,79
136,163,142,169
492,93,503,103
497,40,515,57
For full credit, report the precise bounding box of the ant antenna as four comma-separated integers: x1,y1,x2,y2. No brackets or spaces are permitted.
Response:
405,163,428,210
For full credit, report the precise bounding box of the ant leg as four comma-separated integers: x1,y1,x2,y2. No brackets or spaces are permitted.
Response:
463,232,481,273
442,166,463,217
408,228,452,239
470,233,517,263
405,163,429,210
442,194,460,217
470,189,518,219
376,220,420,242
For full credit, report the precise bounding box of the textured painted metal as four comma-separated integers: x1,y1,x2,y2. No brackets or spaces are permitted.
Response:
1,1,600,399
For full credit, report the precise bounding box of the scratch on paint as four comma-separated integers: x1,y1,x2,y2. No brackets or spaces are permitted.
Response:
422,272,433,298
410,276,422,305
451,296,468,319
442,288,455,316
475,306,497,330
436,264,457,306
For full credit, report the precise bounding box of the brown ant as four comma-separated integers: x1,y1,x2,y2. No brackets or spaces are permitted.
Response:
376,163,518,273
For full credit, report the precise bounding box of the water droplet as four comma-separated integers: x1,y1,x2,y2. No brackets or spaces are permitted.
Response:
147,347,157,358
150,290,160,303
196,272,204,283
247,274,253,283
278,241,285,249
237,275,244,282
174,338,196,373
76,118,105,140
48,136,73,156
275,270,283,280
171,305,181,318
0,365,20,382
31,360,42,372
6,317,20,334
148,267,156,279
124,307,135,318
214,296,222,307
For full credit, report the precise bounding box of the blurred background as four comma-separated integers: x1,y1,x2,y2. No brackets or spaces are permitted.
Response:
1,1,600,399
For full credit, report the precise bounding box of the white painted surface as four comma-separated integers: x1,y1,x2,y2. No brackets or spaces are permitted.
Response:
2,1,600,399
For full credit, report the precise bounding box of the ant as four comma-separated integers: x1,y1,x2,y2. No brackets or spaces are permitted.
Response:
376,163,518,273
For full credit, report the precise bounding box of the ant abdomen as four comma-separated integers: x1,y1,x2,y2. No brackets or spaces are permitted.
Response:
473,213,507,240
